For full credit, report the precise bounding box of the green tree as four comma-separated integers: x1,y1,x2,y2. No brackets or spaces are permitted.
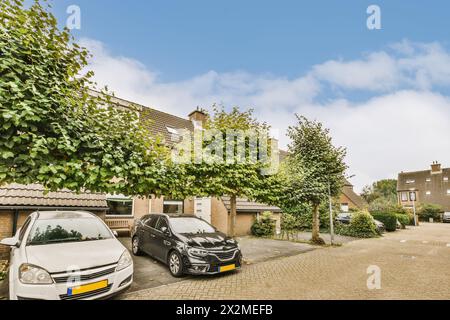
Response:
361,179,397,204
179,106,276,237
280,116,347,244
0,0,172,196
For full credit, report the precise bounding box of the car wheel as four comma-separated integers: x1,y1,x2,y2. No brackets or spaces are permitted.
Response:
168,251,184,277
132,236,143,256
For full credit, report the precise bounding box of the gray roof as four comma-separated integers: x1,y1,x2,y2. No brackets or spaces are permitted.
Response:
0,184,108,209
221,196,282,213
104,93,194,146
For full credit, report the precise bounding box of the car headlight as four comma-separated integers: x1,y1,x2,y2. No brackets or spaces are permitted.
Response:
19,264,53,285
116,250,133,271
187,247,208,258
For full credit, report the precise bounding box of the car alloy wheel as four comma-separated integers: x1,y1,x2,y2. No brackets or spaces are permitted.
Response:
132,237,142,256
168,251,183,277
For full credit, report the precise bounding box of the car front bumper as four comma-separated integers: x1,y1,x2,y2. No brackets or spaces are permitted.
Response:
11,264,133,300
184,250,243,275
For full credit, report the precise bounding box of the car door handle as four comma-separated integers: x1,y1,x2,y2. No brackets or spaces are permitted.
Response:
163,240,171,246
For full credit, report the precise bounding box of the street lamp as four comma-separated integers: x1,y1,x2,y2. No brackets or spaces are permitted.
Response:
409,188,418,226
328,174,355,246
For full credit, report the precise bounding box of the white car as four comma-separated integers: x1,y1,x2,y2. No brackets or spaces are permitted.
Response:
0,211,133,300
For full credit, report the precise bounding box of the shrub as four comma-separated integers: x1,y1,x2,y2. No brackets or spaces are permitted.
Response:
396,214,410,228
370,212,397,231
251,211,276,237
335,210,378,238
418,203,442,222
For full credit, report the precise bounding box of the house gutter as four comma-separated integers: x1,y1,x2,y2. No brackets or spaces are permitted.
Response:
0,206,109,211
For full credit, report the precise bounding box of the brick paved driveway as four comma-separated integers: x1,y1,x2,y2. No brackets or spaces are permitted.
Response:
122,223,450,300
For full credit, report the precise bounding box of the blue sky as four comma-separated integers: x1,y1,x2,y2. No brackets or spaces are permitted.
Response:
43,1,450,190
51,1,449,81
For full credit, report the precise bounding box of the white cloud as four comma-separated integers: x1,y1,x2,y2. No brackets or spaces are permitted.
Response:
312,51,401,91
79,38,450,192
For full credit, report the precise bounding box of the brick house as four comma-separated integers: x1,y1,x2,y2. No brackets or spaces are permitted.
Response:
0,95,282,254
397,162,450,212
339,179,368,212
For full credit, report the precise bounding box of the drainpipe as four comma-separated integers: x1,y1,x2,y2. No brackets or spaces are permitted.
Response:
12,209,19,236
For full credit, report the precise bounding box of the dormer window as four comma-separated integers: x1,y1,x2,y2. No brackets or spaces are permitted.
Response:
166,126,181,142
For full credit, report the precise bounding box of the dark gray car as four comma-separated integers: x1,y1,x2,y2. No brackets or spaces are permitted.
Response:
131,214,242,277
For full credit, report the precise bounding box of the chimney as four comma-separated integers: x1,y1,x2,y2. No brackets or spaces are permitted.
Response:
431,161,442,174
188,107,208,129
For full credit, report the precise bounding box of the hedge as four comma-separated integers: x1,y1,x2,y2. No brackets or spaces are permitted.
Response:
418,203,442,222
396,214,410,228
335,210,379,238
371,212,397,231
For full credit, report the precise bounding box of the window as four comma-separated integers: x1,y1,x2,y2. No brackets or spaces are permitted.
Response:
409,192,416,201
145,216,159,228
163,199,184,214
27,217,112,246
405,179,415,184
166,126,181,142
444,177,449,182
106,195,133,216
426,178,431,182
426,191,431,196
401,192,408,202
447,189,450,195
156,217,169,232
340,203,349,212
169,217,215,234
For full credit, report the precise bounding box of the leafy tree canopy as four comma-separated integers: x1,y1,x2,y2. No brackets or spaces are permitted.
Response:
361,179,398,204
0,0,174,196
276,116,347,243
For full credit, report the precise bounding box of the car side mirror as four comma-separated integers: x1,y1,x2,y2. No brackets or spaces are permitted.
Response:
0,237,20,248
112,230,119,238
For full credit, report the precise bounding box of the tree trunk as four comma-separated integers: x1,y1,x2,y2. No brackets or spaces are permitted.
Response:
229,194,237,238
311,204,325,244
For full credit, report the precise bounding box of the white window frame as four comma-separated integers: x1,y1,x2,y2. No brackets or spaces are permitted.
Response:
405,179,415,184
426,191,431,196
444,177,449,182
163,200,184,214
106,195,135,218
401,192,408,202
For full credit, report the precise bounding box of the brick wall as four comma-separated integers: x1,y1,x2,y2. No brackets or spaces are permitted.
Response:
0,211,13,259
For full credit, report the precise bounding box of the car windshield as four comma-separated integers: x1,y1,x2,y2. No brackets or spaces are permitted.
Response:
169,217,216,234
27,218,112,246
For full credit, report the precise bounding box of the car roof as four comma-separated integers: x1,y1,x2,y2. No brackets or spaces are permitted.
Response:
35,211,97,220
148,213,199,219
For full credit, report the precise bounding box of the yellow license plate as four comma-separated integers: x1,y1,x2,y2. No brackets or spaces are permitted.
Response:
219,264,236,272
68,280,108,296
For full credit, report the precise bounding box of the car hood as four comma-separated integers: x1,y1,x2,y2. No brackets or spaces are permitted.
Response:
177,232,238,249
25,239,126,273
